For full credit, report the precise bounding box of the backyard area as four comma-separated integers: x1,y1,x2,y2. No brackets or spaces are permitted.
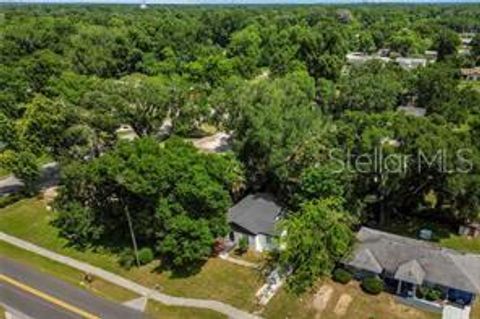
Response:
0,198,263,312
374,215,480,253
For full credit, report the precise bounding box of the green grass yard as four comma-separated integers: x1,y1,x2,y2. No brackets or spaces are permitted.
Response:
146,300,226,319
0,199,263,311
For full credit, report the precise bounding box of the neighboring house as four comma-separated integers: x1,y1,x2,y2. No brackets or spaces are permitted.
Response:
227,193,284,252
395,57,427,70
398,105,427,117
424,50,438,60
459,222,480,238
346,52,429,71
346,52,390,66
191,132,232,153
461,68,480,81
461,36,473,47
115,124,138,141
345,227,480,307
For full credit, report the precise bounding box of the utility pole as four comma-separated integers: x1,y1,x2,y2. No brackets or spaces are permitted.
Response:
125,205,140,267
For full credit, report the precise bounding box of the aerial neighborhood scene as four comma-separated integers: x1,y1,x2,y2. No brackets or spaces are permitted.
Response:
1,1,480,319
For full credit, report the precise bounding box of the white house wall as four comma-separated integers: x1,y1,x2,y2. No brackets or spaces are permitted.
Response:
255,234,275,252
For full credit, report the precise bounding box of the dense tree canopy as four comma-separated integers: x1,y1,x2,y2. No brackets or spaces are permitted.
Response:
1,4,480,289
55,137,244,268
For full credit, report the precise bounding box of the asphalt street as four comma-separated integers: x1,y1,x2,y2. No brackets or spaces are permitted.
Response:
0,257,147,319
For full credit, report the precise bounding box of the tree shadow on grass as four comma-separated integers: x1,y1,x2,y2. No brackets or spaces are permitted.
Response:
151,258,206,278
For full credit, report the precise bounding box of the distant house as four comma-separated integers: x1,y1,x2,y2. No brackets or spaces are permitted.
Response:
395,57,427,70
461,36,473,47
115,124,138,141
424,50,438,60
346,52,390,66
344,227,480,307
461,68,480,81
397,105,427,117
191,132,232,153
459,222,480,238
227,193,284,252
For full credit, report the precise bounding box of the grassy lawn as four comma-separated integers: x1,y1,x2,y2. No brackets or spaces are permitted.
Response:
262,288,317,319
473,302,480,319
263,280,441,319
229,249,265,264
147,301,226,319
439,234,480,254
0,240,137,303
0,198,263,311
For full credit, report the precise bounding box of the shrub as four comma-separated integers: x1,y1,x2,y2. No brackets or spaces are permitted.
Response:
332,268,353,284
417,286,443,301
119,248,136,269
0,193,23,208
361,276,384,295
416,286,426,299
237,237,249,254
425,287,443,301
138,247,154,265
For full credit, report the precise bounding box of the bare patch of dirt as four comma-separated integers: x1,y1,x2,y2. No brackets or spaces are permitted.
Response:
312,284,334,313
333,293,353,316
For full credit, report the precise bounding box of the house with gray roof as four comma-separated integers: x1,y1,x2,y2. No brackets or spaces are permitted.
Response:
227,193,284,252
345,227,480,307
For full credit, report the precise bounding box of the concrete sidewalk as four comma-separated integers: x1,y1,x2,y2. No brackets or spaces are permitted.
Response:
0,232,262,319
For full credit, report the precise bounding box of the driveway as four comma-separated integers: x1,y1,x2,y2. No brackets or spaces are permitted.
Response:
443,305,471,319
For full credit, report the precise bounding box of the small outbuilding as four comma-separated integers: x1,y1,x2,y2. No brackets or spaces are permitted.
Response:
461,68,480,81
459,222,480,238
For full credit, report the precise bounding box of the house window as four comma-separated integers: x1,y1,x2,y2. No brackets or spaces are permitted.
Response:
266,236,272,245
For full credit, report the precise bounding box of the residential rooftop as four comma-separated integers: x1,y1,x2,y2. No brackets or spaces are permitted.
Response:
346,227,480,294
228,193,283,236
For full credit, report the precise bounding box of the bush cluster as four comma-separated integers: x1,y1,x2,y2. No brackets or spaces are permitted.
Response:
332,268,353,284
361,276,384,295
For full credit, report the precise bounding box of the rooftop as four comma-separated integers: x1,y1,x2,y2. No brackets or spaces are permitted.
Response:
228,193,283,236
398,106,427,117
346,227,480,294
461,67,480,77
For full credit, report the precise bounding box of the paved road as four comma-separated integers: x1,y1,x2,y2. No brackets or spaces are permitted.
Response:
1,257,146,319
0,232,262,319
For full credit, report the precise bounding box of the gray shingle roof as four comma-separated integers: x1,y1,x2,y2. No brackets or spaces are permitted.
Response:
228,193,283,236
394,260,425,285
349,248,383,273
346,227,480,294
